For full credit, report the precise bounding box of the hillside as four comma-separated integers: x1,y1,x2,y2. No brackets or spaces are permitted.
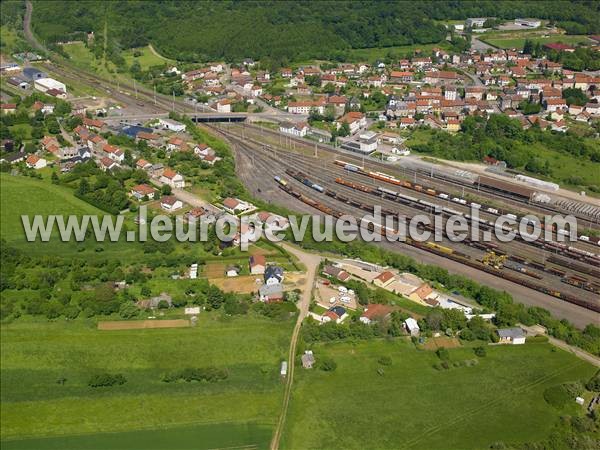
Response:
25,1,600,63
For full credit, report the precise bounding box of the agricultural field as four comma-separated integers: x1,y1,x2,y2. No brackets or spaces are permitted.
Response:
0,314,294,448
282,339,597,449
123,45,175,71
481,34,591,50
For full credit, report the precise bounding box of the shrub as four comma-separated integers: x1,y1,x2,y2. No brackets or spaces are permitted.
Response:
436,347,450,361
162,367,228,383
378,356,392,366
543,385,571,408
474,346,487,357
88,373,127,388
317,357,337,372
585,373,600,392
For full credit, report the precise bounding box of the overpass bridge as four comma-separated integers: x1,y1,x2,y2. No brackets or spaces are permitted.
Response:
108,111,307,124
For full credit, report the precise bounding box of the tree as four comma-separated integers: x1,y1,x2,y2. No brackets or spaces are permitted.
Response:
523,39,534,55
474,346,486,357
119,302,139,319
161,184,172,195
436,347,450,361
317,357,337,371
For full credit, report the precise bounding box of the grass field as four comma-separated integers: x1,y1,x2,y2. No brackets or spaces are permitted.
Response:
1,422,271,450
282,340,596,449
481,34,591,49
1,314,294,447
123,45,174,70
61,42,117,78
346,42,453,62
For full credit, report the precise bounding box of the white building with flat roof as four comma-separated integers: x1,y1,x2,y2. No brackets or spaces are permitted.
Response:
34,77,66,93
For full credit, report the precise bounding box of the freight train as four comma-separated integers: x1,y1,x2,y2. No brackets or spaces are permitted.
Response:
273,175,600,313
333,160,600,247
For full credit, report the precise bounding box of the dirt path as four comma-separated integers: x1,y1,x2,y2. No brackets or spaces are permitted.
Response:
23,1,45,53
148,43,171,62
269,242,321,450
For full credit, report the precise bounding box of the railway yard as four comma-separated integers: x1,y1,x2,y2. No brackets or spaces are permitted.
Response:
209,122,600,328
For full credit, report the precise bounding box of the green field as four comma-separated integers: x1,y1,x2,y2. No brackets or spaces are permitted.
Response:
1,315,293,447
282,339,596,449
0,174,103,241
347,42,453,61
61,42,117,78
482,34,591,50
123,45,174,70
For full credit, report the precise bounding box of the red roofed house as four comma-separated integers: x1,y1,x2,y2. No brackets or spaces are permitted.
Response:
160,195,183,211
374,271,395,288
159,168,185,188
83,117,106,131
249,254,266,275
131,184,156,200
360,304,393,325
25,154,47,169
136,159,152,170
0,104,17,114
99,156,117,171
336,111,366,134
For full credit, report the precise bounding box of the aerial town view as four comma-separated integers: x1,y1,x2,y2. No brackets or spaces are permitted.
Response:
1,1,599,449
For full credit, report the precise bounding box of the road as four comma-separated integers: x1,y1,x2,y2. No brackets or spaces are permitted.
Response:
270,242,321,450
520,324,600,368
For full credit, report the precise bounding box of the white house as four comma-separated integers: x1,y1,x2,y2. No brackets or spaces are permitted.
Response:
264,266,284,285
497,327,526,345
25,154,47,169
160,195,183,211
404,318,420,336
216,99,232,113
160,168,185,189
158,118,186,132
279,121,309,137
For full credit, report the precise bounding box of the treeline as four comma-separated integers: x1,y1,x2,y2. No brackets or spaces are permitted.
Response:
30,1,599,64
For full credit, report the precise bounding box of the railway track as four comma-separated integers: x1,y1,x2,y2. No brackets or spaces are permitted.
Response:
216,125,600,258
211,125,600,311
229,123,600,230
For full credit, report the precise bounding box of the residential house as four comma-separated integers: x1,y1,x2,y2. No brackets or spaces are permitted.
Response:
131,184,156,200
25,154,47,169
264,266,284,285
336,111,366,134
374,271,395,288
249,254,266,275
160,195,183,211
497,327,526,345
322,265,350,282
259,283,284,303
160,168,185,188
360,304,393,325
279,121,309,137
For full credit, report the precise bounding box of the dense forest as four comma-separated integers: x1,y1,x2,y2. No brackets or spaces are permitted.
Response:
25,1,600,63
